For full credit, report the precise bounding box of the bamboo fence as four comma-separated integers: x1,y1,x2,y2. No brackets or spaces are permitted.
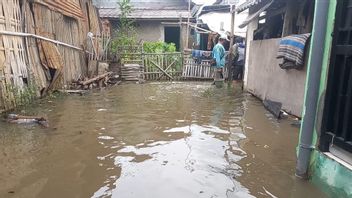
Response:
182,51,228,80
117,45,183,81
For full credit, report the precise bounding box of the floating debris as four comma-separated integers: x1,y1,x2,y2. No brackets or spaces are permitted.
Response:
6,114,49,128
70,72,121,90
98,136,114,140
263,187,278,198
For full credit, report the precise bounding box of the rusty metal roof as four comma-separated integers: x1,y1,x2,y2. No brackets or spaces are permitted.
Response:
94,0,188,9
99,8,190,19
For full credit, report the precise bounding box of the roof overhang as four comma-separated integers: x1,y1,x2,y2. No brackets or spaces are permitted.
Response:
193,3,235,18
238,0,273,28
236,0,267,13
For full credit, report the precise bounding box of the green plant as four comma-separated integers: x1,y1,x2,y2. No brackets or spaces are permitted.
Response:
7,82,38,108
110,0,137,54
143,41,182,73
143,42,177,53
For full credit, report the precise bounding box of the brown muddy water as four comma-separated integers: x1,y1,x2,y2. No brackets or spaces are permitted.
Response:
0,82,326,198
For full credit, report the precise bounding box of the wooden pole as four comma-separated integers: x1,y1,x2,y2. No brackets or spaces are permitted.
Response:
227,4,236,83
188,23,212,34
0,30,83,51
179,15,183,50
186,0,191,49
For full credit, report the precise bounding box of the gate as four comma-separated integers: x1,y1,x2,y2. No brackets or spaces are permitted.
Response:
320,0,352,153
117,46,230,81
144,52,182,80
117,46,182,81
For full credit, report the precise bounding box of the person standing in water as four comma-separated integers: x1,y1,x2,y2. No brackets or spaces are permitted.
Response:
232,37,245,83
212,34,229,80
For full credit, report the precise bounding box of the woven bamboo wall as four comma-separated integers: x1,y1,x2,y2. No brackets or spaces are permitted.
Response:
0,0,28,111
0,0,102,112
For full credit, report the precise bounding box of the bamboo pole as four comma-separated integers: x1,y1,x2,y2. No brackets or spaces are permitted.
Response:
179,15,183,51
187,23,212,34
0,30,83,51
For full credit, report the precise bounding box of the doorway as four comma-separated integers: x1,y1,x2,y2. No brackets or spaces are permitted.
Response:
164,26,180,51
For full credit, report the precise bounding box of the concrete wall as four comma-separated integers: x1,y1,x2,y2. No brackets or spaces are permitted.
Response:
110,20,190,50
243,12,258,88
246,38,307,116
135,21,164,42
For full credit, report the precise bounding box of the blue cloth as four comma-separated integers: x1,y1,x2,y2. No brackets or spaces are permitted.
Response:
192,50,213,64
192,50,202,59
212,43,226,68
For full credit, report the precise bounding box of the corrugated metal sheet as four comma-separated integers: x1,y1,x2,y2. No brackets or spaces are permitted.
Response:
236,0,265,13
99,8,190,19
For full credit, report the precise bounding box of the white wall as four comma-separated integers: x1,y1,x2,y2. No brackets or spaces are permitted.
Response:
243,17,258,88
246,38,307,116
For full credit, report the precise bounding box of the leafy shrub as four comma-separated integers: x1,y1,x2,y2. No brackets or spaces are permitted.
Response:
143,42,177,53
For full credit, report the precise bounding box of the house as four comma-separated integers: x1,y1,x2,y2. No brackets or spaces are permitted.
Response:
295,0,352,197
239,0,352,197
237,0,314,117
93,0,193,50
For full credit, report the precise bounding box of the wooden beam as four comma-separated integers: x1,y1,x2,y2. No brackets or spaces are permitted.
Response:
186,0,191,49
79,72,113,86
157,59,178,80
228,5,236,82
282,0,297,37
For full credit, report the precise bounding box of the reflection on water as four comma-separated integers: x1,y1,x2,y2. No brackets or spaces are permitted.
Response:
0,82,326,198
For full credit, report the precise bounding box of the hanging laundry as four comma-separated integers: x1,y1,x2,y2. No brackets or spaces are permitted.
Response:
192,50,213,64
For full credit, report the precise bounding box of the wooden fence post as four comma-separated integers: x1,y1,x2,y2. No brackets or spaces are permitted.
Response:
228,4,236,83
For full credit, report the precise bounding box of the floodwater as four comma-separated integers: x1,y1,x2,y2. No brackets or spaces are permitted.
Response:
0,82,327,198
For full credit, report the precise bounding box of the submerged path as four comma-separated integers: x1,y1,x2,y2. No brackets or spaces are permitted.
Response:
0,82,326,198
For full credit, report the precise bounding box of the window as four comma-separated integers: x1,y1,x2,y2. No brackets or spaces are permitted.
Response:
320,0,352,156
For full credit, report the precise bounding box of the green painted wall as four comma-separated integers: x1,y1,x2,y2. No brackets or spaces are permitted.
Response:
298,0,352,197
311,153,352,198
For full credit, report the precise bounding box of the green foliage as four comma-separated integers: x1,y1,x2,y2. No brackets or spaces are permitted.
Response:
143,42,177,53
110,0,137,54
7,83,38,108
143,42,181,74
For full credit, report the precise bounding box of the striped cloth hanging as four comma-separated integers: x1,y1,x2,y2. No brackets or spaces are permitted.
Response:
277,33,311,66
